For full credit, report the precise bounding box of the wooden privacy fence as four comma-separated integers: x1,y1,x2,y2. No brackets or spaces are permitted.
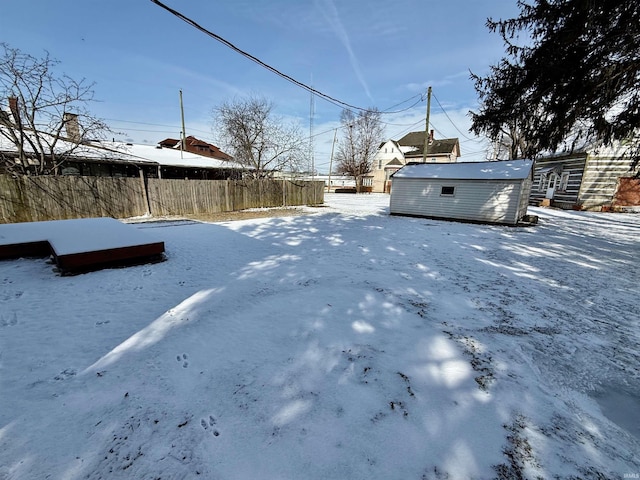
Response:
0,175,324,223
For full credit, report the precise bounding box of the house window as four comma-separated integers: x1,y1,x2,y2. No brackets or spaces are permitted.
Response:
377,160,382,169
391,148,394,153
558,172,570,192
362,177,373,187
385,148,388,153
547,173,559,190
440,186,455,196
538,173,547,192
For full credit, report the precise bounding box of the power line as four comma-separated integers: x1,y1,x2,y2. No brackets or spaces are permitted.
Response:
431,93,476,142
104,118,213,137
387,118,424,140
150,0,423,115
114,127,177,134
103,118,175,128
380,95,424,114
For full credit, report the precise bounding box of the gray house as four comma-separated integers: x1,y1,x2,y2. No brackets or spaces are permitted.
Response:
530,143,640,211
390,159,533,225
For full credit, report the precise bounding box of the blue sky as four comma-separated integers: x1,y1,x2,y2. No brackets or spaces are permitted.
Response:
1,0,520,171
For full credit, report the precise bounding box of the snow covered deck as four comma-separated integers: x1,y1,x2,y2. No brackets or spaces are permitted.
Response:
0,217,165,273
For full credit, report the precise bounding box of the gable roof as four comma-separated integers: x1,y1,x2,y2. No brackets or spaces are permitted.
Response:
393,159,533,180
158,138,181,148
398,131,460,157
378,139,402,150
158,136,233,161
398,131,430,148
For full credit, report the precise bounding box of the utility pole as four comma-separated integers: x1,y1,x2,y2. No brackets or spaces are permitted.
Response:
327,128,337,192
179,89,186,158
309,80,316,204
422,86,432,163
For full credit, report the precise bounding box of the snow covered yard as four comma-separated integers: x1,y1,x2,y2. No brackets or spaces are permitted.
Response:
0,193,638,479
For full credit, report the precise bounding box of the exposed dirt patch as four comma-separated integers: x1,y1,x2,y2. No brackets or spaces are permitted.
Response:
184,208,310,223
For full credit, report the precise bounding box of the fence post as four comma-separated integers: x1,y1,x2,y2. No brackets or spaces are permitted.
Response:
225,180,231,212
139,168,151,215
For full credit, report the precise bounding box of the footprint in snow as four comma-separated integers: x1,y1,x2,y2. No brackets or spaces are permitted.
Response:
54,368,77,380
176,353,188,368
200,415,220,436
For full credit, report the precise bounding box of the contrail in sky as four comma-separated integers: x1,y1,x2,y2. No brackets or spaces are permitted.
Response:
317,0,373,102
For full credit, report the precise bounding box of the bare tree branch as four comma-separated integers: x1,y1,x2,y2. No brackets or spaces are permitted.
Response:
335,108,384,192
0,43,110,176
213,95,306,179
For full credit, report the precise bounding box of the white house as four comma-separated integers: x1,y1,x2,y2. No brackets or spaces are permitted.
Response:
390,159,533,225
365,132,460,193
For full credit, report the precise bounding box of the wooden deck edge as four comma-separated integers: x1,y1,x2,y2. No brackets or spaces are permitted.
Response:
54,242,166,273
0,241,52,260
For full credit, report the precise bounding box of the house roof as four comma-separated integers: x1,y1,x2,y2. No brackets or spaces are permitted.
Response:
378,139,402,150
398,131,460,156
158,136,233,161
158,138,180,148
393,159,533,180
398,131,429,147
0,127,156,166
0,127,245,171
117,143,245,170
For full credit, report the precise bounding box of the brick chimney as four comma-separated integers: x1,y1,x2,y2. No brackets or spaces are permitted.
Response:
63,113,81,142
8,97,22,127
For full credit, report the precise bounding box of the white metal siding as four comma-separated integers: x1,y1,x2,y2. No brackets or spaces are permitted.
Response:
390,178,525,225
517,178,532,219
579,156,638,209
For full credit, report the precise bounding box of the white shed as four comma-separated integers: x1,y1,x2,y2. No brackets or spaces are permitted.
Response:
390,159,533,225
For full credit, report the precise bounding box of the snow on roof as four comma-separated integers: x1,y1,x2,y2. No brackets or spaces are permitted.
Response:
115,143,246,170
393,159,533,180
0,127,152,165
0,127,245,170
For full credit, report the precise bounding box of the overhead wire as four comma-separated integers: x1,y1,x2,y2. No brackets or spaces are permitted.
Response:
103,118,184,129
142,3,491,160
150,0,424,115
432,92,481,142
104,117,215,138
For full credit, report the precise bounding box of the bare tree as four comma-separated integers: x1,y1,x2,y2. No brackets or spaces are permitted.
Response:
0,43,109,176
335,108,383,192
486,122,537,160
214,95,306,178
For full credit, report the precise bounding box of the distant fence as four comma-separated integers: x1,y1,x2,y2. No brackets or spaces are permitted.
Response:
0,175,324,223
